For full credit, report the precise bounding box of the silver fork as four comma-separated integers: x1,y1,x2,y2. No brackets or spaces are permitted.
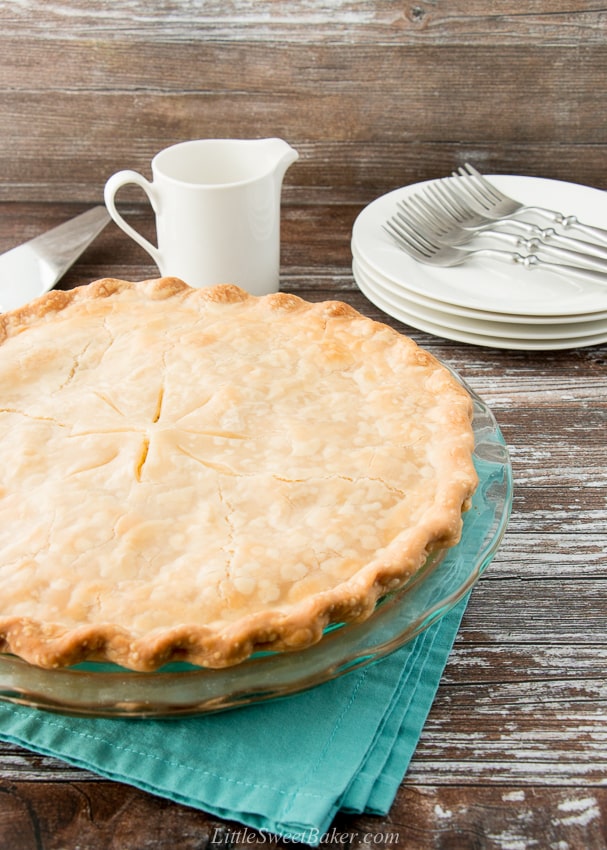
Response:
403,178,607,260
395,194,607,272
452,163,607,246
383,215,607,285
398,186,524,242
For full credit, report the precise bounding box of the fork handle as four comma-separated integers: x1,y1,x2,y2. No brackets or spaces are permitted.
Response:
524,239,607,273
474,231,607,272
538,227,607,259
470,248,607,285
518,206,607,247
490,220,607,259
511,252,607,285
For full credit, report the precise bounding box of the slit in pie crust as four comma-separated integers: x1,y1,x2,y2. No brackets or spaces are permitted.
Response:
0,277,478,670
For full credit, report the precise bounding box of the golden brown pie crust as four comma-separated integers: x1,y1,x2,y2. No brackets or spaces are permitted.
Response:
0,277,478,671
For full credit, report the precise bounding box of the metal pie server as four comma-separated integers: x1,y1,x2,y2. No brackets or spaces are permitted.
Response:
0,206,110,313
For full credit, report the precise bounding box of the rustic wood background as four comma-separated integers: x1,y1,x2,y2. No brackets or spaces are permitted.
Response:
0,2,606,849
1,0,606,206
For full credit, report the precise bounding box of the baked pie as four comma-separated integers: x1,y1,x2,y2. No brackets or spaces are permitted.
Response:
0,277,477,671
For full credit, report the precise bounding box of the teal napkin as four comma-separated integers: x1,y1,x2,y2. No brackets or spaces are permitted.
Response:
0,596,468,844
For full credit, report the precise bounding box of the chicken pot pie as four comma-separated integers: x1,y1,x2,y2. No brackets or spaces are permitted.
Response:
0,277,477,671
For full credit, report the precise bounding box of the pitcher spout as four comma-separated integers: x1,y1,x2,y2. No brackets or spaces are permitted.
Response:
261,138,299,179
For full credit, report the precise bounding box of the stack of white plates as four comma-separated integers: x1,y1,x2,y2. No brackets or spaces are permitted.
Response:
351,175,607,350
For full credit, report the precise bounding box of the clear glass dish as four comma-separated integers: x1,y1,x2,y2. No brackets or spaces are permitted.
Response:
0,380,512,718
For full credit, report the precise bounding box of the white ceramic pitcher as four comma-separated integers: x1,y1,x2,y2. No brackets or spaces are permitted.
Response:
104,138,298,296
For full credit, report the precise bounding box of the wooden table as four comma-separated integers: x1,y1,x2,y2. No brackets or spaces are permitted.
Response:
0,198,605,849
0,1,606,846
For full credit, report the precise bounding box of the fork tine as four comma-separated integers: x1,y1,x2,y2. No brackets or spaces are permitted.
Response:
384,212,443,258
383,220,419,252
382,222,427,259
400,214,445,251
389,216,435,254
424,180,474,223
438,179,496,223
402,186,460,236
398,195,458,240
462,162,504,201
397,197,443,234
399,194,439,226
456,164,505,206
439,179,482,215
451,169,498,211
421,182,453,216
398,187,473,245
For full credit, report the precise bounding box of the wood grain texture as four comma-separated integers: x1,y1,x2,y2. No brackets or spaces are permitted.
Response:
1,781,606,849
0,2,605,201
0,1,605,44
0,1,606,846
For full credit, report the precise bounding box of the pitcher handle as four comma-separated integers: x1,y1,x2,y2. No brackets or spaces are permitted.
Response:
104,170,161,266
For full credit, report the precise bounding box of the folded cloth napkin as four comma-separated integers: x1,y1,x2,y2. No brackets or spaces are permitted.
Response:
0,594,468,844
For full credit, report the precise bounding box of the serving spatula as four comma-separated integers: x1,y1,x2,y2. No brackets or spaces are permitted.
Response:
0,206,110,313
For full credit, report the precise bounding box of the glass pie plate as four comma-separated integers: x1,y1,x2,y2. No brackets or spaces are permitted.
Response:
0,379,512,718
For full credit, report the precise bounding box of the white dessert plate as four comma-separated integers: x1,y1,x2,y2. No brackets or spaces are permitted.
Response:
353,259,607,344
352,245,607,327
354,260,607,351
352,175,607,319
